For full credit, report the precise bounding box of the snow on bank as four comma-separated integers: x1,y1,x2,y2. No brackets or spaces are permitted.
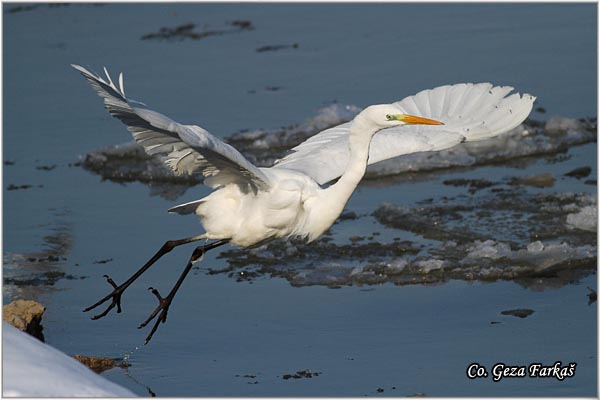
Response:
2,323,135,397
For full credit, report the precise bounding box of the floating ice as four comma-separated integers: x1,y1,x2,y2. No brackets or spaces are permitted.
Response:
527,241,545,253
217,188,596,289
366,120,595,178
466,240,512,260
510,241,596,272
413,259,446,273
80,106,596,199
545,116,583,134
566,205,597,232
383,258,409,273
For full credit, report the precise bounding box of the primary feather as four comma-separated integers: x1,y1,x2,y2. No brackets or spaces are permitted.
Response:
72,64,271,192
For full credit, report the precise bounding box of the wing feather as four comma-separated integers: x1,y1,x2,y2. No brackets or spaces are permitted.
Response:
73,64,270,191
274,83,535,185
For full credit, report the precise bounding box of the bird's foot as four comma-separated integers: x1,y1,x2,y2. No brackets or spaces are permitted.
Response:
138,287,172,344
83,275,125,319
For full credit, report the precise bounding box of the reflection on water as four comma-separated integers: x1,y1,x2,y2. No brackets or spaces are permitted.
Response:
3,211,79,302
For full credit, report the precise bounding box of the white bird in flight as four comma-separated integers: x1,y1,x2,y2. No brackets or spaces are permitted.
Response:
73,65,535,343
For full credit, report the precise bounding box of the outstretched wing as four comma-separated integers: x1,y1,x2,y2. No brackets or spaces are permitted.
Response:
72,65,270,191
274,83,536,185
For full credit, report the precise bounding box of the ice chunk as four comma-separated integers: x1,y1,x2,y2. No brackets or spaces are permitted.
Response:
349,266,364,277
545,116,582,134
384,258,409,274
414,259,445,273
567,205,597,232
527,241,545,253
298,103,361,133
466,240,511,260
511,242,596,271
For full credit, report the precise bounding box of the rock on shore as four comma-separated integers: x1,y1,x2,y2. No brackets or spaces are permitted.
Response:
3,299,46,341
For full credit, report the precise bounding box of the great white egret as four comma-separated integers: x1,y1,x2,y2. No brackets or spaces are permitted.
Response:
73,65,535,343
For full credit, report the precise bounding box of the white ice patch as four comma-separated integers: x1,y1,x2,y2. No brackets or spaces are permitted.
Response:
527,241,545,254
414,259,446,273
230,103,361,148
465,239,512,260
510,241,595,271
566,205,597,232
383,258,409,274
545,116,582,134
461,239,594,272
365,117,594,178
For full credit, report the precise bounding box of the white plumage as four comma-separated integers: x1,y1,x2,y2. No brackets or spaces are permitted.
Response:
73,65,535,247
275,83,535,184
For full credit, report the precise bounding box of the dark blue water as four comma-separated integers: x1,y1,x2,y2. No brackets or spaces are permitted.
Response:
3,3,597,396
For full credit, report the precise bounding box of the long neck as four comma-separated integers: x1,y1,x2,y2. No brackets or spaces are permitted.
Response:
303,116,378,242
325,116,377,209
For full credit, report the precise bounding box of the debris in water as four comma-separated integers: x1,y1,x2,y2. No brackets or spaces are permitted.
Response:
7,184,34,190
509,173,555,188
235,374,257,378
564,166,592,179
36,165,57,171
587,287,597,305
256,43,299,52
443,178,497,192
338,211,358,221
501,309,535,318
141,20,254,41
229,20,253,29
442,179,497,189
282,369,321,380
72,355,130,374
5,3,71,13
93,258,113,264
235,373,259,384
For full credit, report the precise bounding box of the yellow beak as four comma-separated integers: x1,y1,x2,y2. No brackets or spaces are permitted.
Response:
391,114,444,125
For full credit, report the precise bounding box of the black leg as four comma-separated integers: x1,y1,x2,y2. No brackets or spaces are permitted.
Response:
83,234,207,319
138,239,229,344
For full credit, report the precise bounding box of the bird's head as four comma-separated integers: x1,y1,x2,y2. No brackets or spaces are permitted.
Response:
359,104,444,130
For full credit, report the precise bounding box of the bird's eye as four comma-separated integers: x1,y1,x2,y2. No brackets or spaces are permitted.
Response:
385,114,392,120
